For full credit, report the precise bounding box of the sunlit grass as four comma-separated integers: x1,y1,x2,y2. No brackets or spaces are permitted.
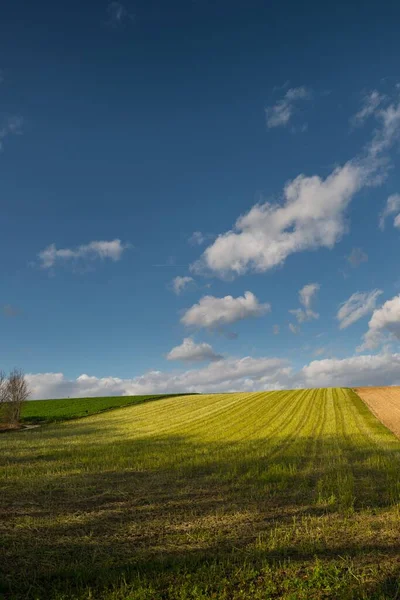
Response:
1,388,399,599
20,393,184,424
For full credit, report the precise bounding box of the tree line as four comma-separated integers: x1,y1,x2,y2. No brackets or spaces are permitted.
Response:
0,369,30,429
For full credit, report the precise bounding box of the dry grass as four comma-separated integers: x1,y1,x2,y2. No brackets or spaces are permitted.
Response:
0,388,400,599
355,386,400,439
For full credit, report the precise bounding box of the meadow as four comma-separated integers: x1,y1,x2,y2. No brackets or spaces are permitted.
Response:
1,388,400,600
20,394,185,424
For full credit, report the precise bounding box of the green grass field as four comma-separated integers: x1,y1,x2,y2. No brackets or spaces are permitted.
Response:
1,388,400,600
20,394,184,423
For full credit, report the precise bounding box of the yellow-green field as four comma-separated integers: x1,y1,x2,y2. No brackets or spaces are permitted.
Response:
1,388,400,599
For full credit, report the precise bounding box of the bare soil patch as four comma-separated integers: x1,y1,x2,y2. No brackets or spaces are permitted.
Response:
355,386,400,439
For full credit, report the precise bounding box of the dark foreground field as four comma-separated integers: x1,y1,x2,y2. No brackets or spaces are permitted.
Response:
1,388,399,599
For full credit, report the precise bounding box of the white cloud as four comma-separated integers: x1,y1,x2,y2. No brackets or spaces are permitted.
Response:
38,239,130,270
289,323,300,334
192,94,400,280
300,352,400,388
166,338,222,363
27,351,400,399
379,194,400,229
369,99,400,157
351,90,385,126
289,283,320,323
265,86,311,129
337,289,383,330
346,247,368,268
300,282,319,310
394,214,400,228
0,116,23,151
172,276,194,295
192,161,366,278
181,291,270,330
273,324,280,335
358,295,400,351
189,232,206,246
26,357,291,399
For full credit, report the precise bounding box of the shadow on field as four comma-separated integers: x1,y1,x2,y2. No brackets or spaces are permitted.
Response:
1,425,400,599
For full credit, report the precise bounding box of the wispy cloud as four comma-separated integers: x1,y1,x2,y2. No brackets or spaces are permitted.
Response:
0,116,23,151
188,231,214,246
107,2,134,27
351,90,385,127
171,276,194,295
289,283,320,324
368,98,400,157
273,324,280,335
37,239,130,270
346,247,368,268
265,86,311,129
379,194,400,230
337,289,383,330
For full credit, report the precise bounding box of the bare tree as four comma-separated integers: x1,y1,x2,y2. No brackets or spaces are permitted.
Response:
0,369,30,428
0,371,8,424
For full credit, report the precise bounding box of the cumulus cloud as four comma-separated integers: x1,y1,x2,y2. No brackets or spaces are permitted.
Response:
358,295,400,351
26,357,291,399
265,86,311,129
26,351,400,399
351,90,385,127
172,276,194,295
289,283,320,323
166,338,222,363
300,352,400,388
192,94,400,280
192,161,366,278
379,194,400,230
181,291,270,330
337,289,383,330
37,239,130,270
346,247,368,268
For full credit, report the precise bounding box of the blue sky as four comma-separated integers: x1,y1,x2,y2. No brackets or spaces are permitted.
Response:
2,0,400,398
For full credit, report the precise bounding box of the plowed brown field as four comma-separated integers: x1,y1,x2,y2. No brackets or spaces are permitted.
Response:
355,386,400,438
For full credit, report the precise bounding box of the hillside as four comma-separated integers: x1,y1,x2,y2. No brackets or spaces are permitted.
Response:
1,388,399,599
20,393,187,424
